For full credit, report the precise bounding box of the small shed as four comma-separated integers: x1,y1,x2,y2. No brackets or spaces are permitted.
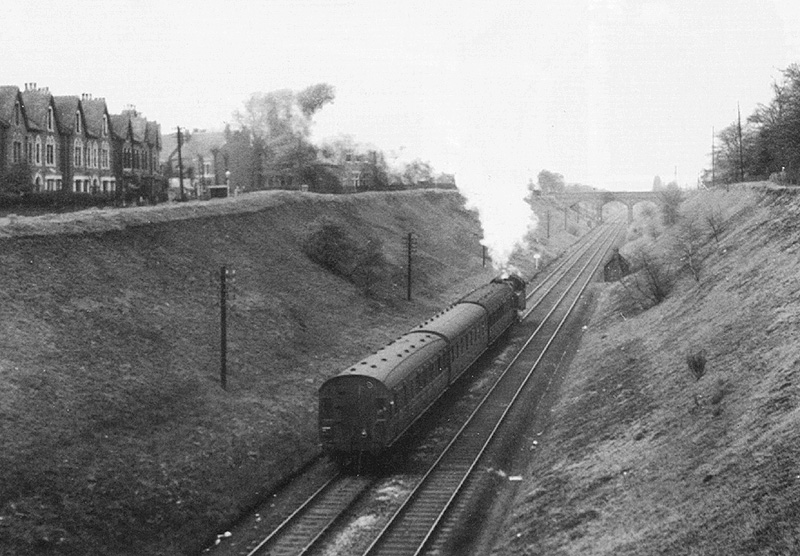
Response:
604,248,630,282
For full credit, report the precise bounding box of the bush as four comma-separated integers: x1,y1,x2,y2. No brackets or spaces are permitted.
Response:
621,249,675,307
302,218,389,296
686,350,707,381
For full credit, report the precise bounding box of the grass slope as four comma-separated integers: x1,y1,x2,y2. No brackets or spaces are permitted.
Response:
0,189,585,555
494,185,800,555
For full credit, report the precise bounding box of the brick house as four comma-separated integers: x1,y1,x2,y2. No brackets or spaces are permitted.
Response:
80,95,116,194
1,83,161,199
161,129,227,196
0,86,30,182
19,84,64,191
110,107,163,201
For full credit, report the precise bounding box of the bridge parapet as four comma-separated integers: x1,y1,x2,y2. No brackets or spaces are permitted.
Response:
550,190,660,222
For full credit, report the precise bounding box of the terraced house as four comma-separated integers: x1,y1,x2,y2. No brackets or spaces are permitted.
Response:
0,83,162,200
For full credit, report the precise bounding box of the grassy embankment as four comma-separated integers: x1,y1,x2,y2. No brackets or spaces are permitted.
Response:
494,184,800,555
0,189,586,555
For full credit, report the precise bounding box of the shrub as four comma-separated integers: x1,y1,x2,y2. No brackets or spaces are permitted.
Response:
302,217,358,277
621,249,675,307
686,350,707,381
302,218,389,296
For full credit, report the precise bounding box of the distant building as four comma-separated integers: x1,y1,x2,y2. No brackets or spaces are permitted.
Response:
161,129,227,198
0,83,163,201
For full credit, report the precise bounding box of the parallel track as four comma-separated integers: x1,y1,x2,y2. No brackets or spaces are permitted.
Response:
207,222,623,556
359,222,624,556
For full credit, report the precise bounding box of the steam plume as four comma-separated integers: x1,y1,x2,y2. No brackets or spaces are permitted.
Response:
456,168,538,273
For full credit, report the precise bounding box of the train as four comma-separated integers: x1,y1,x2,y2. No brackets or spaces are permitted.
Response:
318,274,526,461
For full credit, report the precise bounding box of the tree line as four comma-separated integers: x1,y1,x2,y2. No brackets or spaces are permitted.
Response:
707,63,800,186
228,83,452,192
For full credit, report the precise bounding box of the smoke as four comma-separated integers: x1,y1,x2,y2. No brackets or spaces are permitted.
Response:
455,168,538,273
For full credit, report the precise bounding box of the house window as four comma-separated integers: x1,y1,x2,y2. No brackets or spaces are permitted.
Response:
26,137,33,164
46,139,55,166
75,111,81,133
123,148,131,169
92,143,98,168
35,137,42,165
46,178,54,190
74,140,82,167
47,107,54,131
102,114,108,136
14,102,21,126
101,145,109,169
12,141,22,163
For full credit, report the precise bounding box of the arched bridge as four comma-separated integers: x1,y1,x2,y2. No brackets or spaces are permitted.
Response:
555,190,660,223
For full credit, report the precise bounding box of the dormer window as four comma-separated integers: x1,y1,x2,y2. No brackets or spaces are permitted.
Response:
75,111,82,133
14,102,21,126
102,114,108,136
47,107,54,131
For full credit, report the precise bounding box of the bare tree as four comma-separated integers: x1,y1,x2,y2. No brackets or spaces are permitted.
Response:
621,248,676,306
671,217,705,281
658,183,683,226
703,206,727,245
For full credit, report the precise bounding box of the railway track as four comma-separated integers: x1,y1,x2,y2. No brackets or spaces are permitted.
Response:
204,221,624,556
361,222,624,555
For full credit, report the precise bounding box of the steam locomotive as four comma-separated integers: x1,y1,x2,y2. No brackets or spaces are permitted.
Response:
318,275,526,460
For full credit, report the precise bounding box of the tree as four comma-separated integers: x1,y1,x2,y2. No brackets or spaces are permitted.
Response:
537,169,565,194
658,183,683,226
622,248,675,306
402,159,434,186
671,216,705,281
1,162,33,194
234,83,335,176
652,175,664,191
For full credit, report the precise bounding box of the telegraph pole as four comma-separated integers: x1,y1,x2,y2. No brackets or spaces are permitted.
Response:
546,210,550,239
737,103,745,182
406,233,416,301
219,265,235,390
177,126,185,201
711,126,715,187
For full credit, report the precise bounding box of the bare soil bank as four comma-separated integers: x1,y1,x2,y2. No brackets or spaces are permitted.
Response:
0,190,586,555
493,185,800,555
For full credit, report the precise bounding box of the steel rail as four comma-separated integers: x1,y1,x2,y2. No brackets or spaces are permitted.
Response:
360,222,624,556
215,223,620,556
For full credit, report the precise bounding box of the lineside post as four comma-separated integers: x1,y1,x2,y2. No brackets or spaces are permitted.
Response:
220,265,235,390
406,232,417,301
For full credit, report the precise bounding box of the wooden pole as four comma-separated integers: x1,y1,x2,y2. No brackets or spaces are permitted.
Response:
220,265,227,390
177,126,185,201
737,103,745,182
406,233,413,301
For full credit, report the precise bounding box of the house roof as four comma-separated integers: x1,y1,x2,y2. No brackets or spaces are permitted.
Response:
53,96,82,135
130,114,147,143
145,120,160,148
110,114,131,140
81,98,109,138
20,88,54,132
0,86,21,126
161,130,226,163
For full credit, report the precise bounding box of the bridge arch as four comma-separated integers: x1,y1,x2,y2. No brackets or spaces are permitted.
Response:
556,190,661,223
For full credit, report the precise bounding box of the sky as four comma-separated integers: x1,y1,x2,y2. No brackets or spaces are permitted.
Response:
3,0,800,263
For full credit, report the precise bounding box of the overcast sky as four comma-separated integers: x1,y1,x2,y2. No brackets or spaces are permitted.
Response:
4,0,800,194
